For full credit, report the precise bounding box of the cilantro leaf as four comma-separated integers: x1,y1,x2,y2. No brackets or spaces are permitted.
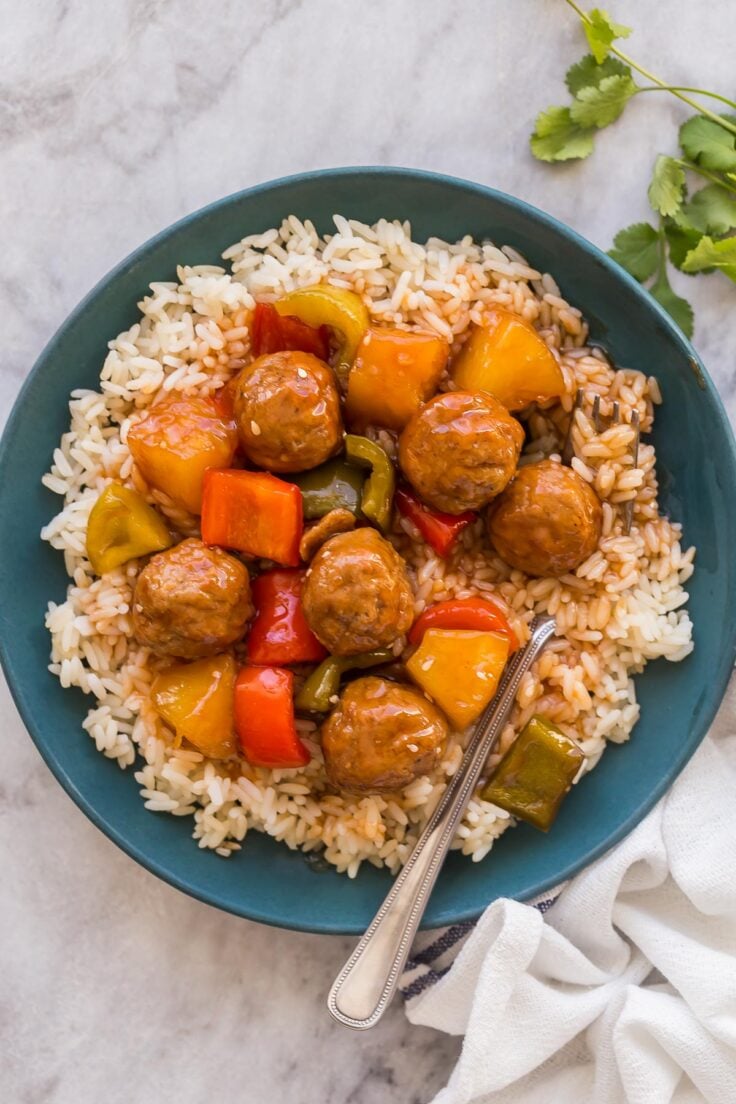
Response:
529,12,736,336
680,184,736,235
664,221,704,272
530,106,596,162
608,222,660,281
679,116,736,172
649,267,694,337
570,73,637,128
565,54,631,95
681,235,736,281
583,8,632,64
647,155,685,218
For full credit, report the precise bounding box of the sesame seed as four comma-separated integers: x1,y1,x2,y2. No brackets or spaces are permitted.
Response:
329,694,339,704
407,743,419,753
420,658,434,671
297,367,308,378
250,420,261,436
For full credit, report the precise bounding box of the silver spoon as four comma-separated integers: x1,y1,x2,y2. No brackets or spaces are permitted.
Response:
328,614,557,1029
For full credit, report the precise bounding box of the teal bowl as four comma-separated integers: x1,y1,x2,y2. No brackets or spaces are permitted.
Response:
2,168,735,933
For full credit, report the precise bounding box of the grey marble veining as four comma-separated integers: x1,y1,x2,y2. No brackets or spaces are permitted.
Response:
2,2,735,1102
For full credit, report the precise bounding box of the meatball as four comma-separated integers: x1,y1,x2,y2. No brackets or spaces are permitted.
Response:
132,538,253,658
302,528,414,656
487,459,603,577
322,677,448,794
234,350,342,473
398,391,524,514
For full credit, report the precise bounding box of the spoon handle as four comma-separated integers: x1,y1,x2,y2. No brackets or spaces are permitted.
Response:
327,615,556,1029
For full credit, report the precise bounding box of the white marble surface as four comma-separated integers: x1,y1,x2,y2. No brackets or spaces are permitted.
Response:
2,2,735,1101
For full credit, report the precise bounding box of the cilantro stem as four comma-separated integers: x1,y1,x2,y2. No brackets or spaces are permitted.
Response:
613,69,736,135
672,158,736,195
653,219,670,294
563,0,736,137
635,86,736,112
656,219,667,279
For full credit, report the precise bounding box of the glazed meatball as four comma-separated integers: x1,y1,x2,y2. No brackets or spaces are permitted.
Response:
487,459,603,577
234,350,342,473
322,677,448,794
398,391,524,514
132,538,253,658
302,528,414,656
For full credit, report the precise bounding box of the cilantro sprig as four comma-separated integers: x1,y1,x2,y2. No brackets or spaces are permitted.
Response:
530,2,736,337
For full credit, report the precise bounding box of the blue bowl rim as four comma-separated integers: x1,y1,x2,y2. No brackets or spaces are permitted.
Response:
2,165,735,933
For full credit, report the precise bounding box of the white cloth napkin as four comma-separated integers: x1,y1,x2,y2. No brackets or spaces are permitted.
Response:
404,677,736,1104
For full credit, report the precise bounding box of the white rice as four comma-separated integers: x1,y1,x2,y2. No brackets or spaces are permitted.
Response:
40,216,694,876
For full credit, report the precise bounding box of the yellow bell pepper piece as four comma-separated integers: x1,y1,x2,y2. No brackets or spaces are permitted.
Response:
151,653,237,759
345,326,449,431
86,483,172,576
451,308,565,411
406,628,509,730
274,285,369,383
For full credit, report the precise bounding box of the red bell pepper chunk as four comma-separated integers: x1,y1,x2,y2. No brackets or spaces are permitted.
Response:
408,597,520,652
251,302,281,356
251,303,330,361
280,314,330,360
201,469,303,566
234,665,310,769
246,569,327,666
395,486,476,558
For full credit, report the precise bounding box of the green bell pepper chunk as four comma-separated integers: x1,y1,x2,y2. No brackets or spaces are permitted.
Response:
295,649,393,713
344,434,395,533
291,458,365,520
481,715,584,832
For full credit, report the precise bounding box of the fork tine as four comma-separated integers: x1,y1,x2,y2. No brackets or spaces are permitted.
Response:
561,388,584,466
592,395,602,434
611,400,621,425
622,409,640,535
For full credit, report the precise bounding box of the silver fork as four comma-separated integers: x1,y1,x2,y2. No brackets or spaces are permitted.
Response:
327,614,557,1030
561,387,640,535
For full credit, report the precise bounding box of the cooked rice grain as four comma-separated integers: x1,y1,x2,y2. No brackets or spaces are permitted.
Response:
41,216,694,876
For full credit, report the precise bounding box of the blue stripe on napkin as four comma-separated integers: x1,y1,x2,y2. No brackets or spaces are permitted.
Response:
400,891,562,1002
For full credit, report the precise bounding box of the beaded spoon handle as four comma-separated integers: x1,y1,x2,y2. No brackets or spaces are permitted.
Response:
328,614,557,1029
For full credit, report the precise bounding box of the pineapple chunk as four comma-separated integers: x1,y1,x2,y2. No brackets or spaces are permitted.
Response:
406,628,509,730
